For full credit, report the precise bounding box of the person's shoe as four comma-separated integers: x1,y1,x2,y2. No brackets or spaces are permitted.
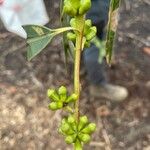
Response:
89,83,128,102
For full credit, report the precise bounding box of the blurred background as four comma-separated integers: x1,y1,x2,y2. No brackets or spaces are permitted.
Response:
0,0,150,149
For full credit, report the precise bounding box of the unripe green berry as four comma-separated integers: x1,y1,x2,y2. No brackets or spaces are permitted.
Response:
66,93,78,103
78,133,91,143
47,89,59,101
78,116,88,131
58,86,67,101
81,123,96,134
79,0,91,15
86,26,97,41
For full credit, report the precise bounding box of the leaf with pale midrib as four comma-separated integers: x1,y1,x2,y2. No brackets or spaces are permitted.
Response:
23,25,74,61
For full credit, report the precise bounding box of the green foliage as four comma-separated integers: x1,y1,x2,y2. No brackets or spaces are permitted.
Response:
63,0,91,17
59,115,96,147
47,86,78,110
23,25,75,60
67,18,97,49
21,0,127,149
105,0,121,64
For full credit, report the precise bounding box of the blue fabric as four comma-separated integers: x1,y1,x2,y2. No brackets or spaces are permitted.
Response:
87,0,110,24
83,0,110,85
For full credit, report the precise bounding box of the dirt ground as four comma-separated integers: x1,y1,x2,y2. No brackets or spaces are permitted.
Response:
0,0,150,150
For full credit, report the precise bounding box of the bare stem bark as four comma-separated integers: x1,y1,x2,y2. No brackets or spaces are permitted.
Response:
74,15,85,122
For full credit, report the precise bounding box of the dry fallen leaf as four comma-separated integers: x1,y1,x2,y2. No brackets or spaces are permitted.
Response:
96,105,111,117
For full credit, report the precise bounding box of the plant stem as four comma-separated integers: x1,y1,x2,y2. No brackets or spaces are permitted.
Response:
74,15,85,122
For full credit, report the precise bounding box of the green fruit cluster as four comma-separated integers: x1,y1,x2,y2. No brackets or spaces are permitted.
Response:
59,115,96,149
47,86,78,111
63,0,91,17
67,18,97,47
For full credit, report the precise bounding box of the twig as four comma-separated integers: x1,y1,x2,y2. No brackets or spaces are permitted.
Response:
90,141,105,147
30,73,44,89
102,129,112,150
96,110,112,150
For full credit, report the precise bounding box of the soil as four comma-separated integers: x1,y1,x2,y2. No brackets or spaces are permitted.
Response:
0,0,150,150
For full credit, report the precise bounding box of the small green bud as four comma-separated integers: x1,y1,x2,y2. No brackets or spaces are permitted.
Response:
78,116,88,131
48,101,63,111
60,120,75,135
68,116,77,131
60,123,70,133
84,19,92,34
66,93,78,103
74,139,82,150
57,101,63,109
66,129,75,135
48,102,58,110
78,133,91,143
85,19,92,27
81,123,96,134
63,2,77,16
79,0,91,15
58,86,67,101
70,18,76,28
65,134,76,144
47,89,60,101
84,41,90,48
67,32,76,42
68,116,76,124
86,26,97,41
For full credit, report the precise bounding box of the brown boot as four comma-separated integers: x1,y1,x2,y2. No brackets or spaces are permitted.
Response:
89,83,128,102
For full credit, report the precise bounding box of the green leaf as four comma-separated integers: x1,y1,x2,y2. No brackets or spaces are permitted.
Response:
26,34,55,61
23,25,75,61
105,0,121,64
23,25,52,38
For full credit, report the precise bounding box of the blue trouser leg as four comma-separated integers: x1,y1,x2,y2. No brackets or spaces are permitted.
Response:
83,0,110,85
83,45,107,85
